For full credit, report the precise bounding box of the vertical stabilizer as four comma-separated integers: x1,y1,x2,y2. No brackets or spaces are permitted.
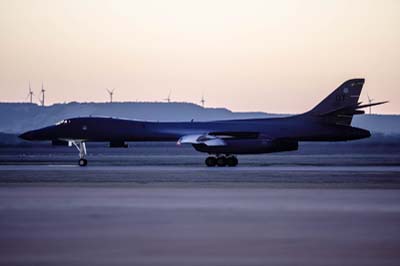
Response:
306,79,365,125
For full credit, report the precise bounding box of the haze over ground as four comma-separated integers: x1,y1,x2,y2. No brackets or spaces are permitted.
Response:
0,102,399,135
0,0,399,114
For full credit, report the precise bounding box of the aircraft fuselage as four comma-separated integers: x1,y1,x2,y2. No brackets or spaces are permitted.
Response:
19,115,370,143
19,78,384,167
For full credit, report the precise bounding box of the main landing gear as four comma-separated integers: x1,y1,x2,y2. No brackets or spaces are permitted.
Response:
205,155,238,167
70,140,88,167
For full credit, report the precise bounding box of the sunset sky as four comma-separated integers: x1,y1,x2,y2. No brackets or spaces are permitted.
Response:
0,0,399,114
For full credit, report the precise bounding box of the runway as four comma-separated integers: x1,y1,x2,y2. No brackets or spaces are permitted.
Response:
0,164,400,187
2,164,400,172
1,144,400,265
1,186,400,266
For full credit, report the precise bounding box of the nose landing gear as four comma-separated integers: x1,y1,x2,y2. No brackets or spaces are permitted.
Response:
205,155,238,167
70,140,88,167
78,158,88,166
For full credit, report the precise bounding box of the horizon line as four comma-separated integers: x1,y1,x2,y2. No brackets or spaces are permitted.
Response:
0,101,397,116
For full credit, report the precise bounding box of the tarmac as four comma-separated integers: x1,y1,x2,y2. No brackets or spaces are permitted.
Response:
1,186,400,266
0,164,399,188
0,144,400,265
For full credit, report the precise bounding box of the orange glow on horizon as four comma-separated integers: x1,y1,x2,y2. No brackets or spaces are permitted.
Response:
0,0,399,114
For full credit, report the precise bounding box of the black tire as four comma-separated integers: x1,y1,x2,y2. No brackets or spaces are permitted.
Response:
216,156,227,167
205,156,217,167
227,156,238,167
78,159,88,167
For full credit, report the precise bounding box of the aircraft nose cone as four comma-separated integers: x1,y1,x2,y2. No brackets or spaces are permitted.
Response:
19,131,34,140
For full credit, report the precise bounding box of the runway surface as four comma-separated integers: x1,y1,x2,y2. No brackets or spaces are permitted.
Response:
1,186,400,266
2,164,400,172
1,164,399,188
1,144,400,265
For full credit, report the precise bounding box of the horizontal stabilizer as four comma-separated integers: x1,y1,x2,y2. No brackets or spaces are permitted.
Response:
319,100,388,118
356,101,389,109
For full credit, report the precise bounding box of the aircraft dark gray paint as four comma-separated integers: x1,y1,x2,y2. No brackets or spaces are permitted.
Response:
19,79,387,167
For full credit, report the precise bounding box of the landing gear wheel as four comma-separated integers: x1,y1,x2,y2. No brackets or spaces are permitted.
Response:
71,141,88,167
205,156,217,167
216,156,227,167
227,156,238,167
78,158,88,167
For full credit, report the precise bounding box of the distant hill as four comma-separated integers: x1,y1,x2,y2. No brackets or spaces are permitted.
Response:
0,102,399,135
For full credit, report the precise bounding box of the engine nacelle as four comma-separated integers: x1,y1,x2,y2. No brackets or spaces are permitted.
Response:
193,139,298,155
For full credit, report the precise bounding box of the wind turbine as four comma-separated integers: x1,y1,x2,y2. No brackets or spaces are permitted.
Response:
164,90,172,103
26,81,34,104
40,82,45,106
107,88,115,103
200,93,205,107
367,92,374,114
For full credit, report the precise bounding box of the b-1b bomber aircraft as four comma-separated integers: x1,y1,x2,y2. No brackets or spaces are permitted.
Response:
19,79,387,167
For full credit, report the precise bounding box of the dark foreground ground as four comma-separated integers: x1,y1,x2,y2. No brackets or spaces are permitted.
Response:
1,186,400,266
0,142,400,265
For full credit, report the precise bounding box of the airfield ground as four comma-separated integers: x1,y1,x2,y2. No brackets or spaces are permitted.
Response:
0,143,399,265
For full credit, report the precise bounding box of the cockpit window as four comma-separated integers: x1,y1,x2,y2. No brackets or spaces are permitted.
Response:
56,119,71,126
